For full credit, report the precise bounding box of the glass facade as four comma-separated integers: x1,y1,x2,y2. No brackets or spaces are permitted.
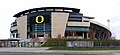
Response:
66,12,89,32
27,12,51,37
31,23,51,32
68,12,82,22
66,27,89,32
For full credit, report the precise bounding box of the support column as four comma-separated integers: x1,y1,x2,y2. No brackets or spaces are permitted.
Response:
51,12,69,38
35,33,37,37
44,23,45,35
87,33,89,39
82,32,84,39
10,33,13,38
14,33,16,38
18,41,19,47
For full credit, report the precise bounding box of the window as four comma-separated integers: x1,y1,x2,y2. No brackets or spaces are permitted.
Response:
66,27,89,31
69,13,83,18
84,20,89,22
46,9,54,11
68,18,82,22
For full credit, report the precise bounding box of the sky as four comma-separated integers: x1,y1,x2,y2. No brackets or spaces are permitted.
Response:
0,0,120,39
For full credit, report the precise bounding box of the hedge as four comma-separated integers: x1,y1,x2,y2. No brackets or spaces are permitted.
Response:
42,38,120,47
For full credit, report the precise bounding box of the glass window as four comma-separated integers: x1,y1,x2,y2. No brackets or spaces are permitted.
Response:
68,18,82,22
69,13,83,17
68,20,82,22
66,27,89,31
46,9,54,11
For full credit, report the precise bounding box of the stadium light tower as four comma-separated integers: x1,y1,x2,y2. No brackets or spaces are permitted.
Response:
107,19,110,29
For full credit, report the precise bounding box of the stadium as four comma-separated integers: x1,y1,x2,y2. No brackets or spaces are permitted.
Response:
10,7,111,40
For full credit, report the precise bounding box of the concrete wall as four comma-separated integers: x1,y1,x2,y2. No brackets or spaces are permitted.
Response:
17,16,27,39
51,12,69,38
82,18,90,22
67,22,90,27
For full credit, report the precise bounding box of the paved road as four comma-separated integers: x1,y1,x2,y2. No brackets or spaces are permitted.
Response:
1,52,120,55
0,52,109,55
0,47,48,52
0,52,64,55
0,47,120,55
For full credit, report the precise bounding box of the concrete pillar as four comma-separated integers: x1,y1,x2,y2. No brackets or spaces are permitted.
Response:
10,33,13,38
44,23,45,35
51,12,69,38
17,15,27,39
82,18,83,22
35,33,37,37
87,33,89,39
82,33,84,39
14,33,16,38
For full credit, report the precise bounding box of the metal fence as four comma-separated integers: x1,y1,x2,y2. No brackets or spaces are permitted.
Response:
1,39,120,48
0,42,42,47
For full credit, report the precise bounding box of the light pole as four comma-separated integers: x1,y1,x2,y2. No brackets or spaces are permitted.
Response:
107,19,110,29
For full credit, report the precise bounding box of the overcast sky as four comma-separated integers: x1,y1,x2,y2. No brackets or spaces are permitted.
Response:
0,0,120,39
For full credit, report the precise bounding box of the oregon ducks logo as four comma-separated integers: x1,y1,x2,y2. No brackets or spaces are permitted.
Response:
36,15,44,23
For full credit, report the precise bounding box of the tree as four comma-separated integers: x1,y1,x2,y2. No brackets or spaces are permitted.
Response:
88,28,96,39
30,34,40,47
46,34,51,47
57,34,62,47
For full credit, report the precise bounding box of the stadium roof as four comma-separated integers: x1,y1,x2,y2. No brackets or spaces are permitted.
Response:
13,7,80,17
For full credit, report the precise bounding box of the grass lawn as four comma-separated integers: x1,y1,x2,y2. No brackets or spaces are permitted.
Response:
48,47,120,50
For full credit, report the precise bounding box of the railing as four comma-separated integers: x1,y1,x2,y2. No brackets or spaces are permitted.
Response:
0,39,120,48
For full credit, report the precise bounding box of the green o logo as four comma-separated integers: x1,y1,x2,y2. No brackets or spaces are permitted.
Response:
36,15,44,23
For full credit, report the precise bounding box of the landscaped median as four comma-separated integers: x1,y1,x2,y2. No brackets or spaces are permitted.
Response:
41,38,120,50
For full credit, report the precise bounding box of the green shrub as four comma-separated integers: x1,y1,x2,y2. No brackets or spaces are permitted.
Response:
42,38,120,47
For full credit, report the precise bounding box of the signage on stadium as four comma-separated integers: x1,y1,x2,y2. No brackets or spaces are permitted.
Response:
35,15,44,23
66,41,94,47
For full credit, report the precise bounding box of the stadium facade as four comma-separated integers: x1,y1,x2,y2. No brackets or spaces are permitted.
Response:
10,7,111,39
